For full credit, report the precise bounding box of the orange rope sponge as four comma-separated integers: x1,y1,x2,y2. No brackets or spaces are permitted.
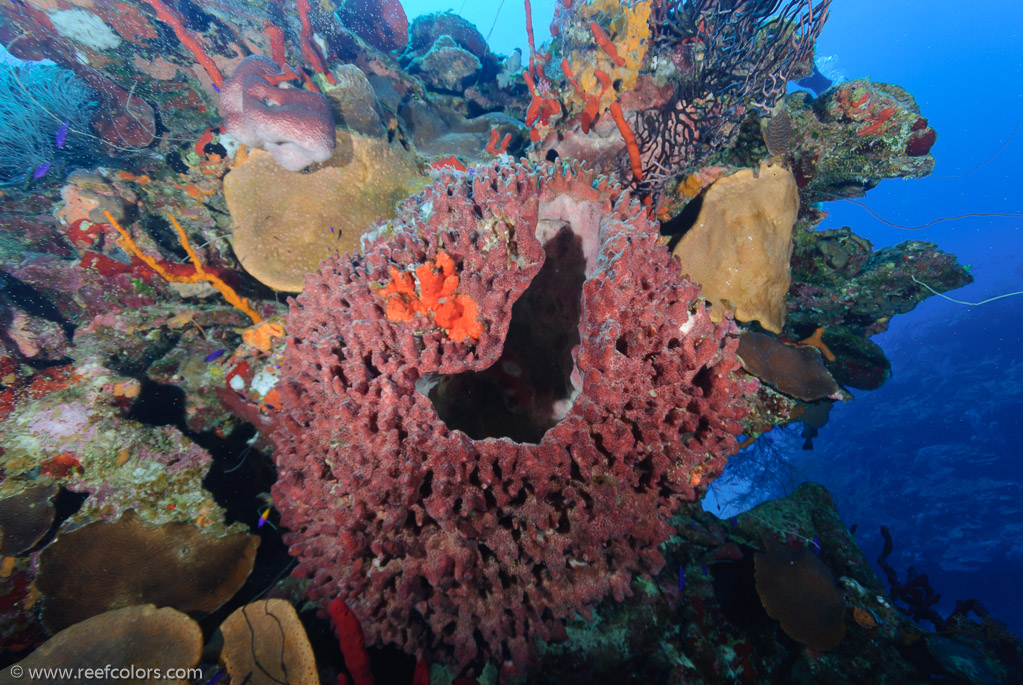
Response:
104,210,262,324
589,21,626,67
798,327,836,361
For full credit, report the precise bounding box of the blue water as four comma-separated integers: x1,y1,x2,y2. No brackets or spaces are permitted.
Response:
808,0,1023,636
406,1,555,57
406,0,1023,636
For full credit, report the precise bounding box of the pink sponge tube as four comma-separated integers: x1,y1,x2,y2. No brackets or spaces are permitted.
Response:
218,55,336,171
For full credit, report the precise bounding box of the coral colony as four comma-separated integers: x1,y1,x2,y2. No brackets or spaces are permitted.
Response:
0,0,1018,683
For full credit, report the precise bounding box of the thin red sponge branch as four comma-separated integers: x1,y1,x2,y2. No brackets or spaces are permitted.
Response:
329,598,374,685
141,0,224,88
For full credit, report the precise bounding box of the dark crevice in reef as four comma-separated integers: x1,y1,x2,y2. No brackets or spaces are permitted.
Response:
661,191,705,253
425,225,585,444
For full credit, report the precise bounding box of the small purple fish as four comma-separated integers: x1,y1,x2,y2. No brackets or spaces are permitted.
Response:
204,349,226,363
700,561,708,576
679,565,685,591
811,535,821,554
205,670,225,685
55,121,69,149
212,83,220,93
32,162,51,179
329,226,335,233
731,517,738,529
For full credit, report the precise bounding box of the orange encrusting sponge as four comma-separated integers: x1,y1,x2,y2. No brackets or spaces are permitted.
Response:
379,251,482,342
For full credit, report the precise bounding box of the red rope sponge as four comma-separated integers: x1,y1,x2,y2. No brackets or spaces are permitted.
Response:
141,0,223,88
329,598,374,685
610,101,643,182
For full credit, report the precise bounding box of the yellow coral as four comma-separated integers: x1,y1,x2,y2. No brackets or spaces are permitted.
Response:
224,133,424,292
566,0,652,114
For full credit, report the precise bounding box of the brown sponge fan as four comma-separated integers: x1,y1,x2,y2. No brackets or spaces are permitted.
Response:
755,539,847,651
36,510,258,632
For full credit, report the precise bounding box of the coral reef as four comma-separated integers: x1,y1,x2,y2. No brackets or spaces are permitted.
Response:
0,2,157,151
0,0,1007,681
35,510,258,631
534,0,829,200
785,224,971,391
0,485,56,556
0,605,202,683
269,159,753,674
407,35,482,92
737,331,841,402
0,352,238,531
224,137,423,292
783,80,938,200
524,482,1023,683
337,0,409,53
788,226,971,335
754,539,847,651
0,63,96,185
